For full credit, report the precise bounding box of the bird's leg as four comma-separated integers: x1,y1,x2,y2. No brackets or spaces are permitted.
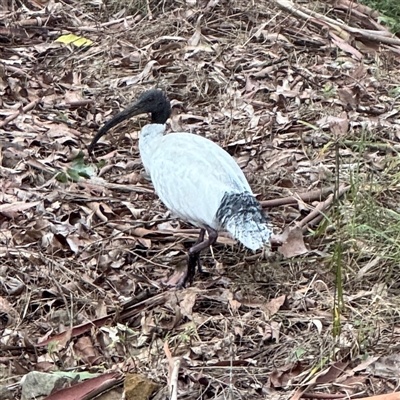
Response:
183,230,205,286
188,226,218,275
189,228,205,273
195,228,206,245
190,227,218,253
163,227,218,288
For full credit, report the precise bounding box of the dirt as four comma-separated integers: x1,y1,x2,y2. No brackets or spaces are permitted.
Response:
1,0,400,399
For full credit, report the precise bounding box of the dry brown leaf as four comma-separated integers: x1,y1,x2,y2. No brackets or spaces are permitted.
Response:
263,295,286,316
0,201,40,216
316,113,349,138
270,363,302,388
74,336,100,365
137,237,151,248
277,227,308,257
0,296,19,327
2,0,400,397
187,25,202,47
178,288,199,318
132,227,155,237
330,32,363,60
367,354,400,378
43,372,122,400
120,60,158,86
314,361,348,384
338,87,357,109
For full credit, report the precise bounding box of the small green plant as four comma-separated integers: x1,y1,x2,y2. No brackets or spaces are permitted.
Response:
322,82,336,99
290,347,307,362
101,324,138,349
360,0,400,33
388,86,400,98
322,125,400,357
166,323,200,348
56,152,99,183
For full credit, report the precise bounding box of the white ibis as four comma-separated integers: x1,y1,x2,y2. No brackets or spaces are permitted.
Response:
89,89,272,286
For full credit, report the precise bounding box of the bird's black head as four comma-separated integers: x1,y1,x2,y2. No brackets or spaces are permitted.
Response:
88,89,171,154
136,89,171,124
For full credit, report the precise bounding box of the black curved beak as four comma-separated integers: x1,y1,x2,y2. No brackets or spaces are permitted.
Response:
88,101,146,155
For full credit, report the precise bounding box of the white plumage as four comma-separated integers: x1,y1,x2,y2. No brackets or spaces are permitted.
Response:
89,89,272,286
139,124,270,250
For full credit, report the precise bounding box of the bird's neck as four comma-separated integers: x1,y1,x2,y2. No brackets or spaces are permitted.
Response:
151,108,170,124
139,123,166,174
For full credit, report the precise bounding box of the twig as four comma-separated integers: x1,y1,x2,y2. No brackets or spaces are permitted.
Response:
55,99,95,109
298,185,350,233
334,4,384,32
350,393,400,400
298,196,332,230
4,64,32,78
302,212,325,232
146,0,153,20
163,339,181,400
100,14,140,28
169,358,181,400
0,98,41,128
343,140,400,153
275,0,400,46
80,180,154,194
18,18,46,27
301,392,348,399
260,186,336,208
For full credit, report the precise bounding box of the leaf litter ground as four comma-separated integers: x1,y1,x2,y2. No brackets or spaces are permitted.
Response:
1,0,400,399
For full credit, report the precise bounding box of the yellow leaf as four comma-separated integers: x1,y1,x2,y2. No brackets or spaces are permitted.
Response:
55,33,93,47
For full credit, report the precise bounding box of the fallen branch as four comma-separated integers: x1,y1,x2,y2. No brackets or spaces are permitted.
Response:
276,0,400,46
37,291,167,346
80,179,154,194
298,185,350,233
260,186,336,208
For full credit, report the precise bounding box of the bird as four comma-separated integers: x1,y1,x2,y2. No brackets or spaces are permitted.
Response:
88,89,272,287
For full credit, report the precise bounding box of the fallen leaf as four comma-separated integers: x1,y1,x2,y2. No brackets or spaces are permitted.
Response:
277,227,308,257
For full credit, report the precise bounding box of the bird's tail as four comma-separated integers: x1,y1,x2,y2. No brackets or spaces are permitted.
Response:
216,192,272,251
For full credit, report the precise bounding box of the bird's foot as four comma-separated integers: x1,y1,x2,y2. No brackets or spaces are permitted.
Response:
161,254,197,288
161,253,204,288
161,271,188,288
